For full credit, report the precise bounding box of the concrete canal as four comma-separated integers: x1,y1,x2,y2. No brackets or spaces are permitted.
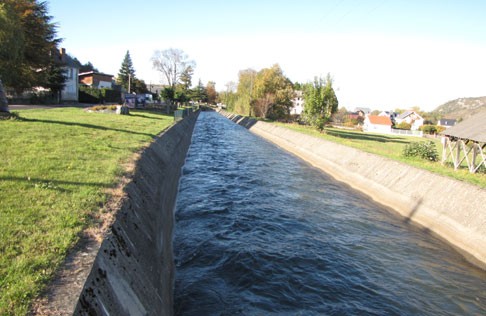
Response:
173,111,486,315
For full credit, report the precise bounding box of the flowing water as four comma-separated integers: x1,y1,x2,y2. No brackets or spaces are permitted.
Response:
174,111,485,315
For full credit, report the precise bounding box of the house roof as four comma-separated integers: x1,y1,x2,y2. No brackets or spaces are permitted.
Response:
441,110,486,143
354,107,371,114
397,110,423,120
78,71,114,78
367,115,392,126
438,119,457,126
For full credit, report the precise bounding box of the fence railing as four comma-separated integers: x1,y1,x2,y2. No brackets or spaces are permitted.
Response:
390,129,423,137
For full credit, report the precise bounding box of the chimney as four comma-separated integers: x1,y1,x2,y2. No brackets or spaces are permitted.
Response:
59,48,66,62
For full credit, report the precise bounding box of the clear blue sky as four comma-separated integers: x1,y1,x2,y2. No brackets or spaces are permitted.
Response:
48,0,486,111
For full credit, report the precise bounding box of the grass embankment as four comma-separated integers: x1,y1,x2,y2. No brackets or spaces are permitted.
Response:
275,123,486,188
0,108,174,315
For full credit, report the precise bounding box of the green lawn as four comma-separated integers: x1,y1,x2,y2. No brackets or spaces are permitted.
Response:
275,123,486,188
0,107,174,315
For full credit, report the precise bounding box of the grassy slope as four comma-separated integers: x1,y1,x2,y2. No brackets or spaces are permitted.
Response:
274,123,486,188
0,108,174,315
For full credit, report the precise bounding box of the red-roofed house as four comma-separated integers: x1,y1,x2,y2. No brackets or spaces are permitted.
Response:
363,115,392,133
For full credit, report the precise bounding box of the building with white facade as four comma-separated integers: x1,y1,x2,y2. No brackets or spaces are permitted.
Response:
290,90,304,115
395,110,424,130
59,48,79,102
363,115,393,133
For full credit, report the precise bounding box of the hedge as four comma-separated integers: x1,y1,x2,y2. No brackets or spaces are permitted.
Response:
79,86,122,104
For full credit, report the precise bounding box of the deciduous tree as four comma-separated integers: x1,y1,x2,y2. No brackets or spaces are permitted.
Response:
303,74,339,131
151,48,195,88
218,81,237,111
235,69,257,116
253,64,293,119
206,81,217,105
128,79,146,95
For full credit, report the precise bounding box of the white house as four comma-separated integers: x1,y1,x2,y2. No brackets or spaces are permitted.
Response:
59,48,79,102
363,115,392,133
290,90,304,115
395,110,424,130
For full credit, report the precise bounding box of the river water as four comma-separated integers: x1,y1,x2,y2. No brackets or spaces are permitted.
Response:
173,111,485,315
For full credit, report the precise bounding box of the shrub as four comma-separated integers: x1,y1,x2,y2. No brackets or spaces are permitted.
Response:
403,141,439,161
87,105,118,112
420,124,437,134
436,125,446,134
343,121,355,128
79,86,122,104
396,122,411,130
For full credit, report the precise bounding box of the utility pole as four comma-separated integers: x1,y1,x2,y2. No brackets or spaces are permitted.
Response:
128,74,131,93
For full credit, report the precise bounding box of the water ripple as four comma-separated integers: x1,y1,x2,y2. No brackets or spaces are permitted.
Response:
174,112,486,315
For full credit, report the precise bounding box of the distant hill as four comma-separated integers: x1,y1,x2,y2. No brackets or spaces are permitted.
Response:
432,96,486,120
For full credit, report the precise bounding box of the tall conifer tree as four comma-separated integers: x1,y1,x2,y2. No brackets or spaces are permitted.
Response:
0,0,62,93
117,50,136,92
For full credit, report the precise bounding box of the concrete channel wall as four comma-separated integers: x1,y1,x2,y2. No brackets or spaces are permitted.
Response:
220,111,486,270
74,112,199,315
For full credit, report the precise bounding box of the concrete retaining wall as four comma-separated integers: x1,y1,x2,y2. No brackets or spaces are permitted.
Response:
220,111,486,270
74,112,199,315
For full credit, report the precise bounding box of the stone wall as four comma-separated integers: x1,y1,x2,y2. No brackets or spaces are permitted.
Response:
220,111,486,270
74,112,199,315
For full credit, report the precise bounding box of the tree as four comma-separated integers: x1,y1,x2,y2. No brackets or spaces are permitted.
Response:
0,79,9,112
116,50,136,92
192,79,208,103
180,65,194,90
160,86,175,103
0,4,17,112
332,107,348,123
206,81,217,105
218,81,237,111
174,85,189,104
252,64,293,119
131,78,148,94
0,3,22,99
151,48,196,88
72,58,99,73
235,69,257,116
45,59,67,103
0,0,61,93
293,82,304,91
302,74,339,131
